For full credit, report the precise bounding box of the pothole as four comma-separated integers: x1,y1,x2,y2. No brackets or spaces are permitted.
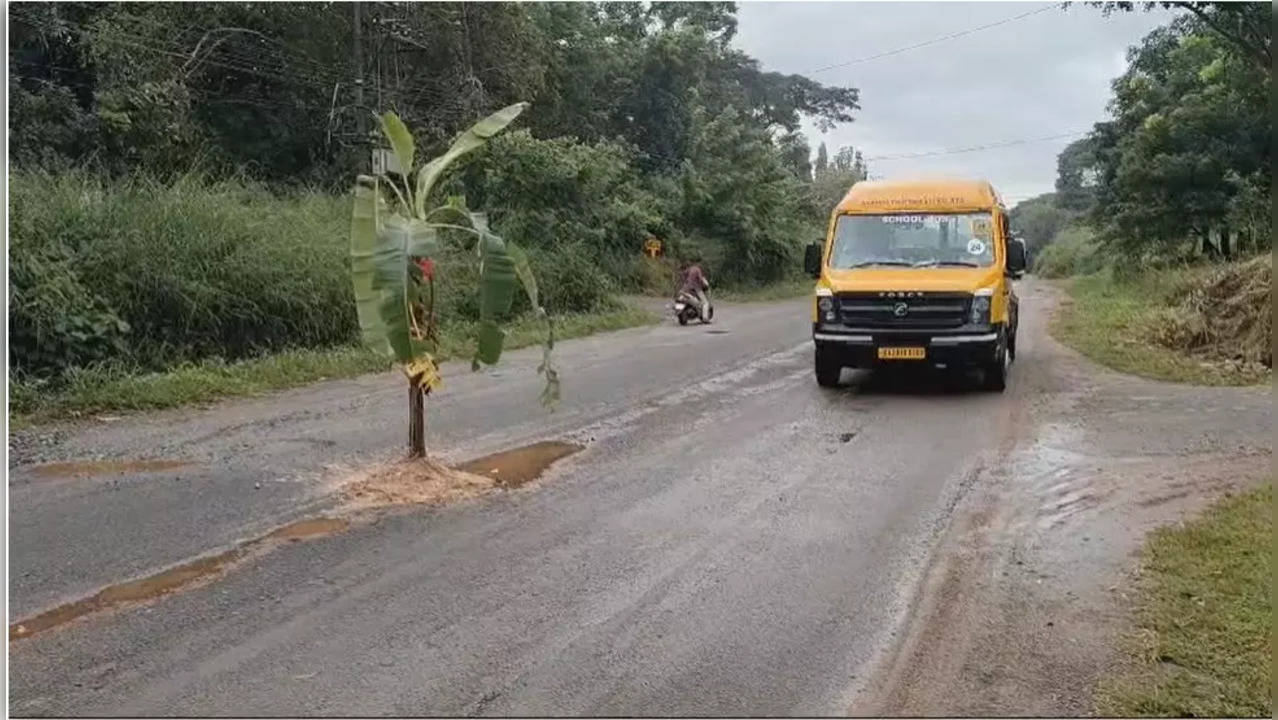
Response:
10,549,244,641
9,516,349,642
29,459,192,479
457,441,582,487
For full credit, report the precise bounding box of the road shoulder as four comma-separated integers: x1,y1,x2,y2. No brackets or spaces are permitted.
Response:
854,279,1271,716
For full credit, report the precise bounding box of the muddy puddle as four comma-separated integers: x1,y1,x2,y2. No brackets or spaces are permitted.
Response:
29,459,191,479
10,550,244,641
263,517,350,541
457,441,582,487
9,517,349,642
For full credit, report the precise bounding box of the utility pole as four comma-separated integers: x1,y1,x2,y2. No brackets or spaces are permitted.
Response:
353,2,367,168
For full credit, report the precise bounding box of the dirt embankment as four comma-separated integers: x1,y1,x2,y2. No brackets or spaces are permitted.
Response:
1148,255,1271,370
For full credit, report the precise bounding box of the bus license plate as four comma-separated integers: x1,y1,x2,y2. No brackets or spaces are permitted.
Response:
878,346,926,360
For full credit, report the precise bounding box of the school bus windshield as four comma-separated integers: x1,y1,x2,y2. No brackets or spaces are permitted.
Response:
829,212,995,269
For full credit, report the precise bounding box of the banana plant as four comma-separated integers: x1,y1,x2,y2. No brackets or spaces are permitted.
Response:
350,102,558,457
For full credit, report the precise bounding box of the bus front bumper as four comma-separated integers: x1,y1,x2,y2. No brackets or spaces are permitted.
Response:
813,326,1003,368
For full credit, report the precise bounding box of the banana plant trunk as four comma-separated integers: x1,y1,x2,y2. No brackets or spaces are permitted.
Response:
408,385,426,457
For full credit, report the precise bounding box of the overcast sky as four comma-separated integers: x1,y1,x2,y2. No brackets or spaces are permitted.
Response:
733,1,1179,206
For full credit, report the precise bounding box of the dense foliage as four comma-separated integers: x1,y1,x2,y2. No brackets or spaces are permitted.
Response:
1015,2,1269,273
10,2,867,380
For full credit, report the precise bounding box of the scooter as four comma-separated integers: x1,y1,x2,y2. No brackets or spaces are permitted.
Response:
673,288,713,325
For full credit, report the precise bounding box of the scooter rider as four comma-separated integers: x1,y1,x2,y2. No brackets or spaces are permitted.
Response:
677,257,711,322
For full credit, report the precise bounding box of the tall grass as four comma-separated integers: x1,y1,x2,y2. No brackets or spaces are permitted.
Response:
10,170,356,376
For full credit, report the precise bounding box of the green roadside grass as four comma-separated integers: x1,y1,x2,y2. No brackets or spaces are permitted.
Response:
715,277,813,303
1096,482,1271,717
1050,272,1269,386
10,305,655,427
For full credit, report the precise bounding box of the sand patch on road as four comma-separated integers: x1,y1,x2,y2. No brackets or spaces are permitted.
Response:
341,441,583,509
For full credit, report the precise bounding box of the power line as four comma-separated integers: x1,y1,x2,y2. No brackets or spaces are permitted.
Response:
807,4,1058,75
864,131,1089,162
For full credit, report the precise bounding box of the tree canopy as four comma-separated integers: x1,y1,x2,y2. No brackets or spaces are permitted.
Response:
1029,2,1270,263
9,1,869,328
9,2,859,190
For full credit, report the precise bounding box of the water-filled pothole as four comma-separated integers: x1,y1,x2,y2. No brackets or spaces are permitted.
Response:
9,516,349,642
457,441,582,487
10,550,243,641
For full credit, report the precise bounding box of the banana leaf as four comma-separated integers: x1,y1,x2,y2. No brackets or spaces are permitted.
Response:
349,176,392,357
413,103,527,218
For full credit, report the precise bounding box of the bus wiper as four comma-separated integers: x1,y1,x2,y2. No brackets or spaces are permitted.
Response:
913,260,980,267
846,260,913,268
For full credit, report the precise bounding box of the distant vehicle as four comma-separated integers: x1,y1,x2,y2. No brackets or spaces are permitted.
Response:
673,288,713,325
803,177,1027,391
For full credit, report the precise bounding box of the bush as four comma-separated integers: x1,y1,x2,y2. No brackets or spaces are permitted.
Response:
632,255,679,295
527,245,621,313
462,130,667,286
9,229,132,374
1033,225,1103,278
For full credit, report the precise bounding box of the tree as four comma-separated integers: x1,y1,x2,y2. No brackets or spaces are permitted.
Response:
1054,137,1100,213
831,146,866,177
648,1,738,46
777,131,813,181
1085,10,1269,259
350,103,557,458
809,146,867,221
814,142,829,177
678,106,810,283
1086,2,1271,75
1009,193,1071,255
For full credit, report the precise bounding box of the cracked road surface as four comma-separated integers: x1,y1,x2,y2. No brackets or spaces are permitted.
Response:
9,281,1270,716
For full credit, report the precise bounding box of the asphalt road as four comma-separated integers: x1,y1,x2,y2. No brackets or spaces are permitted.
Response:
9,280,1268,716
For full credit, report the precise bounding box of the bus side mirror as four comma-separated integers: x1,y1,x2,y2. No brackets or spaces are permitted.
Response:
1006,238,1027,277
804,242,823,278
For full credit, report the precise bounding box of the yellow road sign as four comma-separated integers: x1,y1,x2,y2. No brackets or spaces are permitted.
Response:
644,238,662,258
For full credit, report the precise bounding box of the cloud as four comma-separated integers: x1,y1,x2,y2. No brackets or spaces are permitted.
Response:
733,1,1179,204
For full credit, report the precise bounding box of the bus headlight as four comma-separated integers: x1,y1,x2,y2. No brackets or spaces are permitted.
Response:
970,295,991,325
818,296,836,322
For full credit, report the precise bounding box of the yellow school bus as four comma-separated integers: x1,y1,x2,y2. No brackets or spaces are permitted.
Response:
802,177,1027,391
